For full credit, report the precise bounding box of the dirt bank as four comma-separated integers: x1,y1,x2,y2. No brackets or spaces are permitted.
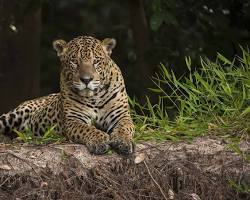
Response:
0,136,249,200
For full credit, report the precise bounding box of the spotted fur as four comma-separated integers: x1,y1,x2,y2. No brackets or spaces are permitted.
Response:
0,36,134,155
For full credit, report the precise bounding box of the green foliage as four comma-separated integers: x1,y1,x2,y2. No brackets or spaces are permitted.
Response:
150,0,177,31
14,125,64,145
157,48,250,122
129,96,176,142
228,179,250,194
227,141,250,163
132,48,250,141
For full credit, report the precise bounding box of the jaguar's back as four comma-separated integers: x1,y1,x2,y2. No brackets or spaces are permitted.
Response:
0,94,61,138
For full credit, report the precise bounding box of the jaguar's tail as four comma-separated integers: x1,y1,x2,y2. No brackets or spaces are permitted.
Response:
0,111,24,138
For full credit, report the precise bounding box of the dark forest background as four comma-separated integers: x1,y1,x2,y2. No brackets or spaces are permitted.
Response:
0,0,249,113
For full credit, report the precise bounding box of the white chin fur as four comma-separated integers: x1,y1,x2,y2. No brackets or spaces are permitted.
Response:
78,89,94,97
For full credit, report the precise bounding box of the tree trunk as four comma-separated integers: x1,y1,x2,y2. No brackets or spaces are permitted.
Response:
0,1,41,113
128,0,154,101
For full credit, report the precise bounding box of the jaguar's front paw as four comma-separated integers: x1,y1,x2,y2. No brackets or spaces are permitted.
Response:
86,142,110,155
86,133,110,155
110,137,135,156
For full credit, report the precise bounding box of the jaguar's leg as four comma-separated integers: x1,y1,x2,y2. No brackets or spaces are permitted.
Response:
109,116,134,155
64,119,110,155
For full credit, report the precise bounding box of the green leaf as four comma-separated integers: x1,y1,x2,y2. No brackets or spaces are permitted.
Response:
149,88,162,93
217,53,232,65
150,12,164,31
160,63,171,80
151,0,162,12
43,125,57,139
240,107,250,117
185,56,192,71
13,129,27,142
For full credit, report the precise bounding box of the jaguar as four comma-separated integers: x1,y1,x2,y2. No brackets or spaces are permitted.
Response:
0,35,134,155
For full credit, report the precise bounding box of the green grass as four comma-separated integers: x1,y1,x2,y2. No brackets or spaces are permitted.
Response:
131,47,250,143
14,125,64,145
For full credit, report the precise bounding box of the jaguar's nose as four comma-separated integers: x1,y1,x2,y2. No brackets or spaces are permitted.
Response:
80,75,93,85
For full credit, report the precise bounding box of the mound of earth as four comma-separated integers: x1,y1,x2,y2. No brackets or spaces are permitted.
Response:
0,136,249,200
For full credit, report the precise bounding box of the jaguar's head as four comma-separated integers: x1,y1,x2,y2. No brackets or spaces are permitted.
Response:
53,36,116,97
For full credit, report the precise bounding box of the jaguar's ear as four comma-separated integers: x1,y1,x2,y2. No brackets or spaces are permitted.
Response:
101,38,116,56
53,39,67,56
